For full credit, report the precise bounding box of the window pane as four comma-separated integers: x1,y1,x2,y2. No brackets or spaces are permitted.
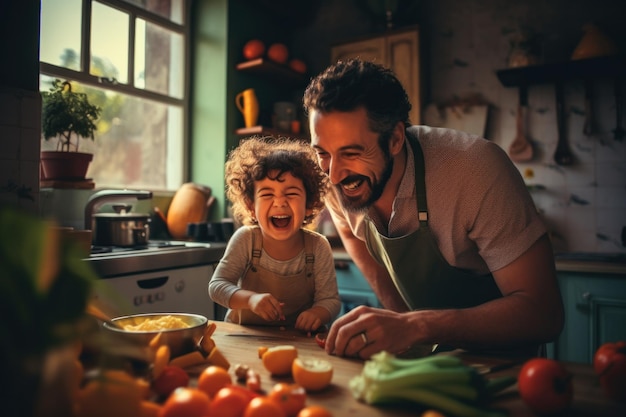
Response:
90,2,129,84
123,0,184,24
40,0,82,70
135,19,184,98
40,76,183,190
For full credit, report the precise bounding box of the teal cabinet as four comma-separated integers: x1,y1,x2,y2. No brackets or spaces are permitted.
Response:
334,260,382,315
550,271,626,363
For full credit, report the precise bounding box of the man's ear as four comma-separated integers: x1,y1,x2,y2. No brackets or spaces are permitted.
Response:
389,122,405,156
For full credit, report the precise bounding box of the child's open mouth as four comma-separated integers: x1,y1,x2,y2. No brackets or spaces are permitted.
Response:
271,215,291,228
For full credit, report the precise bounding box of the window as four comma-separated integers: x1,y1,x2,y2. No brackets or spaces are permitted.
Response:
40,0,189,190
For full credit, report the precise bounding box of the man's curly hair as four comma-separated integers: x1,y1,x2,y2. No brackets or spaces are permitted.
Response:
225,136,329,226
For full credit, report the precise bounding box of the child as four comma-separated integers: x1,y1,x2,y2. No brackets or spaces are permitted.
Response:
209,136,341,332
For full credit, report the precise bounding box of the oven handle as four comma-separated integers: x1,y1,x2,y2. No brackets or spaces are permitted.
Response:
136,276,168,289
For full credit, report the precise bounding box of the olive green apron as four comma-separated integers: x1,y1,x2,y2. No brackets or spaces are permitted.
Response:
229,227,316,326
363,134,502,311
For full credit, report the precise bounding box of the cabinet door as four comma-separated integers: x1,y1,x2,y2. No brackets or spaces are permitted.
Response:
331,29,421,124
554,272,626,363
386,30,421,124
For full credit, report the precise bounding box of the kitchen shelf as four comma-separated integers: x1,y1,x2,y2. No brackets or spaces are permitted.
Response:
235,125,307,141
496,55,626,87
236,58,307,87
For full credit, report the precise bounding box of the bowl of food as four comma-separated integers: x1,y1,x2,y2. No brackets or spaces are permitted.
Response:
103,312,208,358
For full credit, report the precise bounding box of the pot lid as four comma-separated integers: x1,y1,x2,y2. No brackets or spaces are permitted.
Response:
93,212,150,219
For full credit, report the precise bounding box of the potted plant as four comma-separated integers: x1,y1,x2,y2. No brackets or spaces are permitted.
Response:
41,79,101,181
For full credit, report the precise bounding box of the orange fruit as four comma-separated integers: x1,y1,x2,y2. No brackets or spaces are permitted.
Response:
197,365,232,398
209,386,252,417
297,405,333,417
268,383,306,417
243,39,266,60
244,396,287,417
159,387,211,417
267,43,289,64
262,345,298,375
258,346,269,358
291,357,333,391
139,400,162,417
75,370,142,417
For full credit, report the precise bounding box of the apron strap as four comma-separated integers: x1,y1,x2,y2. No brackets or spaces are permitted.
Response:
407,132,429,225
250,226,262,271
302,230,316,278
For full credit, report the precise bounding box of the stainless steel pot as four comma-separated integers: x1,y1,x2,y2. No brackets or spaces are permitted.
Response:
92,211,151,246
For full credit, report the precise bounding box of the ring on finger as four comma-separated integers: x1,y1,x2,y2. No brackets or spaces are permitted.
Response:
360,331,368,345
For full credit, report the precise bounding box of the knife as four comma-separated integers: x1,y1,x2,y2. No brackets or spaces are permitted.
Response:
226,333,297,340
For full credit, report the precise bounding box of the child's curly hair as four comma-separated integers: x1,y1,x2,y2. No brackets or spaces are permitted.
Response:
225,136,329,226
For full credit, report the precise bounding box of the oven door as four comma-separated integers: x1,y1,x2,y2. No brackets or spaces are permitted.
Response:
91,264,216,320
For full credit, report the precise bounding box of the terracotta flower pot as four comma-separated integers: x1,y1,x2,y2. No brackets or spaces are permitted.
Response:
40,151,93,180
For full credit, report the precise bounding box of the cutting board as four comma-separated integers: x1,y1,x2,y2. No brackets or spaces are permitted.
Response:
423,103,488,137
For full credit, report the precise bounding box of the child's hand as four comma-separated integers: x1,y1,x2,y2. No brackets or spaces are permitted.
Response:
295,310,322,332
248,293,285,321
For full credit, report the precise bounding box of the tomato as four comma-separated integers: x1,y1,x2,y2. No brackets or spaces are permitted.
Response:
209,386,254,417
151,365,189,398
297,405,333,417
159,387,211,417
288,59,307,74
243,39,265,60
267,43,289,64
268,383,306,417
593,341,626,402
243,396,287,417
314,333,326,349
518,358,573,414
197,365,232,398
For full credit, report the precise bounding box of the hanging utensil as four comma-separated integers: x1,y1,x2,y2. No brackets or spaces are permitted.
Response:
554,82,573,165
613,77,624,141
508,85,533,162
583,79,595,136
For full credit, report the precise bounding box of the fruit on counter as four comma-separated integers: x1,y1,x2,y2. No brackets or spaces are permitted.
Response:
292,357,333,391
197,365,233,397
261,345,298,375
245,368,262,391
518,358,573,415
258,346,269,358
267,43,289,64
289,59,307,74
593,341,626,402
75,370,143,417
314,332,326,349
152,365,190,398
244,396,287,417
152,344,171,379
296,405,333,417
209,386,255,417
159,387,211,417
421,410,447,417
350,352,516,417
268,382,307,417
243,39,266,60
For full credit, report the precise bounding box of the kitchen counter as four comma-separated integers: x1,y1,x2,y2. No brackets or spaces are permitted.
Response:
85,241,227,277
333,248,626,275
201,322,626,416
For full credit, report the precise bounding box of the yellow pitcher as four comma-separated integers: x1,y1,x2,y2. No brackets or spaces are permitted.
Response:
236,88,259,128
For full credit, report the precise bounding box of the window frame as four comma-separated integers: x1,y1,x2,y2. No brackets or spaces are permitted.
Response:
39,0,192,188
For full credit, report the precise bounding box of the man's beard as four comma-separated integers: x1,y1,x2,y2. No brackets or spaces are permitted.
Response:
335,157,394,213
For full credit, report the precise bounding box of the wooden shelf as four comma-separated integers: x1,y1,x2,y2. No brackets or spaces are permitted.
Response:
235,125,308,141
496,55,626,87
236,58,307,87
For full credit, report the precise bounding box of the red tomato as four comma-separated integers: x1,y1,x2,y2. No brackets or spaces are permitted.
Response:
243,39,265,60
288,59,307,74
518,358,573,414
314,333,326,349
593,341,626,402
159,387,211,417
152,365,189,398
267,43,289,64
209,386,254,417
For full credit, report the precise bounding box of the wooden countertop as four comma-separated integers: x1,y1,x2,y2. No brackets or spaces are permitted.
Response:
200,321,626,417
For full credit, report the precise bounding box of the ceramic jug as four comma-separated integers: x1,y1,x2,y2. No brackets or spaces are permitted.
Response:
236,88,259,128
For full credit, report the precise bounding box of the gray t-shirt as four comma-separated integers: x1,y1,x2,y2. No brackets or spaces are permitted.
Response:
324,125,547,275
209,226,341,320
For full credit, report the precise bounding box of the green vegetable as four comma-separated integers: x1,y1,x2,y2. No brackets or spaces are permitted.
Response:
350,351,516,417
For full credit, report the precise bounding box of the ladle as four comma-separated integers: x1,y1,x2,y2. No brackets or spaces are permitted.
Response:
86,303,124,329
508,86,533,162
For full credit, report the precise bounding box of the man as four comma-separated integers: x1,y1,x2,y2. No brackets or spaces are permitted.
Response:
303,59,564,359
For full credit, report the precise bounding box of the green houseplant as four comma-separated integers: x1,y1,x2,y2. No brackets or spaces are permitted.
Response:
41,79,101,181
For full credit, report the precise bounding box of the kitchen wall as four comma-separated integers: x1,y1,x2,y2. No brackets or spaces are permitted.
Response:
289,0,626,254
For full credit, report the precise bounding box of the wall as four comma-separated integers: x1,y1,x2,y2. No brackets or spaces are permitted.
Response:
289,0,626,254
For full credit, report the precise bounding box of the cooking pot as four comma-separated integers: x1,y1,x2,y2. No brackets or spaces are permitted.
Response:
92,205,151,247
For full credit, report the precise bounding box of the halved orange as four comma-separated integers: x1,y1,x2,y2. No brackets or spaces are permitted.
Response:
261,345,298,375
291,357,333,391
